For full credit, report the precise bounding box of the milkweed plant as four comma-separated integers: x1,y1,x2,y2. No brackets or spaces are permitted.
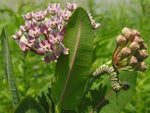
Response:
1,2,149,113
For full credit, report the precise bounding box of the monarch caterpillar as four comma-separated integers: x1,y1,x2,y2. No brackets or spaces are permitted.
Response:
92,64,129,92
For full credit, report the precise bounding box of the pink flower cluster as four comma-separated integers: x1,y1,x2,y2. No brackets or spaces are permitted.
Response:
12,2,100,63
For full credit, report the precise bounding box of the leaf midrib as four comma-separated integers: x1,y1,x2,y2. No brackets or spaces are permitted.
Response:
60,14,82,104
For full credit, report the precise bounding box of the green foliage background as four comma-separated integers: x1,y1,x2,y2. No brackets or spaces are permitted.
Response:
0,0,149,112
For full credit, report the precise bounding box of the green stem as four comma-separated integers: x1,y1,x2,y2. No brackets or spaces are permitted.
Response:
55,104,61,113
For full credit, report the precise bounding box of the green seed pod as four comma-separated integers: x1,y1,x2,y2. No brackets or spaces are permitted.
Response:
116,35,126,46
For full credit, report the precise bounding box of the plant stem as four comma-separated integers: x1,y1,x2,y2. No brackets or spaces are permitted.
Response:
55,104,61,113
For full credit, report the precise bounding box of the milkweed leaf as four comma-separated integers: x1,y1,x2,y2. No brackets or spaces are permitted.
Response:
14,96,46,113
51,7,94,109
77,71,137,113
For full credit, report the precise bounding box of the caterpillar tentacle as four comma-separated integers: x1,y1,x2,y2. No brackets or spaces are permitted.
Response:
92,64,123,92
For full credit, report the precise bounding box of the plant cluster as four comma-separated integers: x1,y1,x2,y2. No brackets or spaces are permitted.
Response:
112,27,149,71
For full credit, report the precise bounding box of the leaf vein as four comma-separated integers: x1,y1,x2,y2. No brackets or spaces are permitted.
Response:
60,13,82,104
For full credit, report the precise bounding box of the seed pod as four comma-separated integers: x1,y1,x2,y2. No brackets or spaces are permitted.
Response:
129,42,140,52
122,27,134,41
137,62,147,71
133,36,144,44
121,47,131,58
128,56,138,66
132,29,141,36
116,35,126,46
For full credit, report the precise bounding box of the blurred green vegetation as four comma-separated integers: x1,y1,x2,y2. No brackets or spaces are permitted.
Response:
0,0,150,113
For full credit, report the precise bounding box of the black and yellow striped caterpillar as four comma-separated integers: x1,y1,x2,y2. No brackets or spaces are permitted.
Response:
92,64,129,92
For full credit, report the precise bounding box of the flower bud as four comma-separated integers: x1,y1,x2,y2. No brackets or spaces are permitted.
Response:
11,35,17,40
16,30,22,38
66,2,78,11
140,43,147,50
128,56,138,66
141,49,149,59
137,62,147,71
132,29,141,36
129,42,140,52
22,12,33,20
136,49,149,60
122,27,134,41
116,35,126,46
121,47,131,58
133,36,144,44
122,27,130,34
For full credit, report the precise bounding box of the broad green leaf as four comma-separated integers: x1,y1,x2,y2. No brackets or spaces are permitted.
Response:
35,82,54,113
76,70,137,113
52,7,94,109
1,28,20,108
14,96,46,113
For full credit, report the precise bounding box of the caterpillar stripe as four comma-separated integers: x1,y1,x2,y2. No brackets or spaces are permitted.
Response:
92,64,122,92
